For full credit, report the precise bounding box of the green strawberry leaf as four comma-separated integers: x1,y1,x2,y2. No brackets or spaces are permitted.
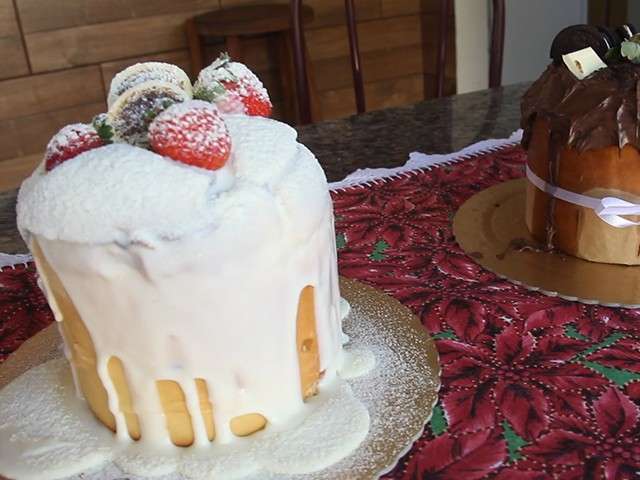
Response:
336,232,347,249
92,114,113,143
218,51,231,66
194,82,226,102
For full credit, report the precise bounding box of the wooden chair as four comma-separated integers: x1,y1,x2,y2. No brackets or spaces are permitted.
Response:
290,0,364,125
436,0,506,97
186,4,316,124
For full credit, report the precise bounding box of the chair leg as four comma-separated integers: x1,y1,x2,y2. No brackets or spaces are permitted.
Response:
436,0,451,98
344,0,365,114
225,35,243,62
304,44,321,122
278,31,298,123
290,0,312,125
489,0,505,88
186,19,204,79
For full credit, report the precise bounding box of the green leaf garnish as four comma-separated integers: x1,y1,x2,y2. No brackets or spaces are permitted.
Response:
92,114,113,143
193,82,226,102
621,40,640,64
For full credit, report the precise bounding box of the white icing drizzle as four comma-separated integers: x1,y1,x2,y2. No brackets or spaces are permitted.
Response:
0,351,371,480
96,357,130,443
182,379,209,447
33,206,343,447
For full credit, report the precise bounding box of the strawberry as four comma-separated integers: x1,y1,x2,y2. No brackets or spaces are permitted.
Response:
44,123,104,171
193,53,272,117
148,100,231,170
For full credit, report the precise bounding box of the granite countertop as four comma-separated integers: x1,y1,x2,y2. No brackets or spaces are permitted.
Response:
0,83,527,254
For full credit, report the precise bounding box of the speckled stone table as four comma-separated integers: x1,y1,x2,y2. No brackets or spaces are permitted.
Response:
0,83,527,254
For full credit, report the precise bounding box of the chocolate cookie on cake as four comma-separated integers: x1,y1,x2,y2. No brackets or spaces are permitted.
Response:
522,23,640,265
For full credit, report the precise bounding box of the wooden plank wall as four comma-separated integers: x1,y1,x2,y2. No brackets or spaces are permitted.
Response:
0,0,456,191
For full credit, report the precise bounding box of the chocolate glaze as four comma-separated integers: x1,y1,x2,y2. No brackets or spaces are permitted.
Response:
521,62,640,153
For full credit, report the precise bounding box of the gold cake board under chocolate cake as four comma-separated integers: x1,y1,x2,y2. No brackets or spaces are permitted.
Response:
454,178,640,307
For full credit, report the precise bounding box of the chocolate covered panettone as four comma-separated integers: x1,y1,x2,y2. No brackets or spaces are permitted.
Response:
522,24,640,265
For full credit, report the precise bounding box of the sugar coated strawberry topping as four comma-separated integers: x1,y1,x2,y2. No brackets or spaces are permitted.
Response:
194,53,272,117
149,100,231,170
44,123,104,171
41,55,272,174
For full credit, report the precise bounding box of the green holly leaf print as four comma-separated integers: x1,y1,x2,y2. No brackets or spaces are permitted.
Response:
433,330,457,340
430,404,447,436
575,332,625,360
581,360,640,387
564,324,589,341
369,240,389,261
502,420,527,462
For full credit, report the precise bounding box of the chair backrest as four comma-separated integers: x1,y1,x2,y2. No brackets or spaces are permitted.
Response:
436,0,506,97
290,0,364,124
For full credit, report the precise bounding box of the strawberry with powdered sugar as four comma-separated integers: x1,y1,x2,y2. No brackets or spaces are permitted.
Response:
194,53,272,117
149,100,231,170
44,124,105,171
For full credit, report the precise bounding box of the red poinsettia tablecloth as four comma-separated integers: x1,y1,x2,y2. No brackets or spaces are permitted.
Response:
2,143,640,479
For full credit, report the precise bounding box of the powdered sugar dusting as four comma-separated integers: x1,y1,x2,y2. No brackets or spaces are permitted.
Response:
44,123,103,171
108,62,192,108
17,143,234,245
149,100,231,170
17,114,324,245
224,115,297,187
45,124,94,157
0,358,113,480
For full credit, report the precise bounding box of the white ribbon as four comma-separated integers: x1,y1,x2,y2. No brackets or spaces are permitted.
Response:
526,165,640,228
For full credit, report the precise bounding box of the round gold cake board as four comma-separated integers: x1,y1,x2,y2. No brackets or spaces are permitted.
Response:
0,277,440,480
454,178,640,308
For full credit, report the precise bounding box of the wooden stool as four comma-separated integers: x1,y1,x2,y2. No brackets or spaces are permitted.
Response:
186,5,318,124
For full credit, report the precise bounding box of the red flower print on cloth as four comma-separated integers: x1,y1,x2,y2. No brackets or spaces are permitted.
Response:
439,326,607,440
4,144,640,479
404,429,507,480
330,145,640,479
525,387,640,479
0,263,53,361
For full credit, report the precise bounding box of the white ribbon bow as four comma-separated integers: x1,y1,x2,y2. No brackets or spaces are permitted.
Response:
526,165,640,228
